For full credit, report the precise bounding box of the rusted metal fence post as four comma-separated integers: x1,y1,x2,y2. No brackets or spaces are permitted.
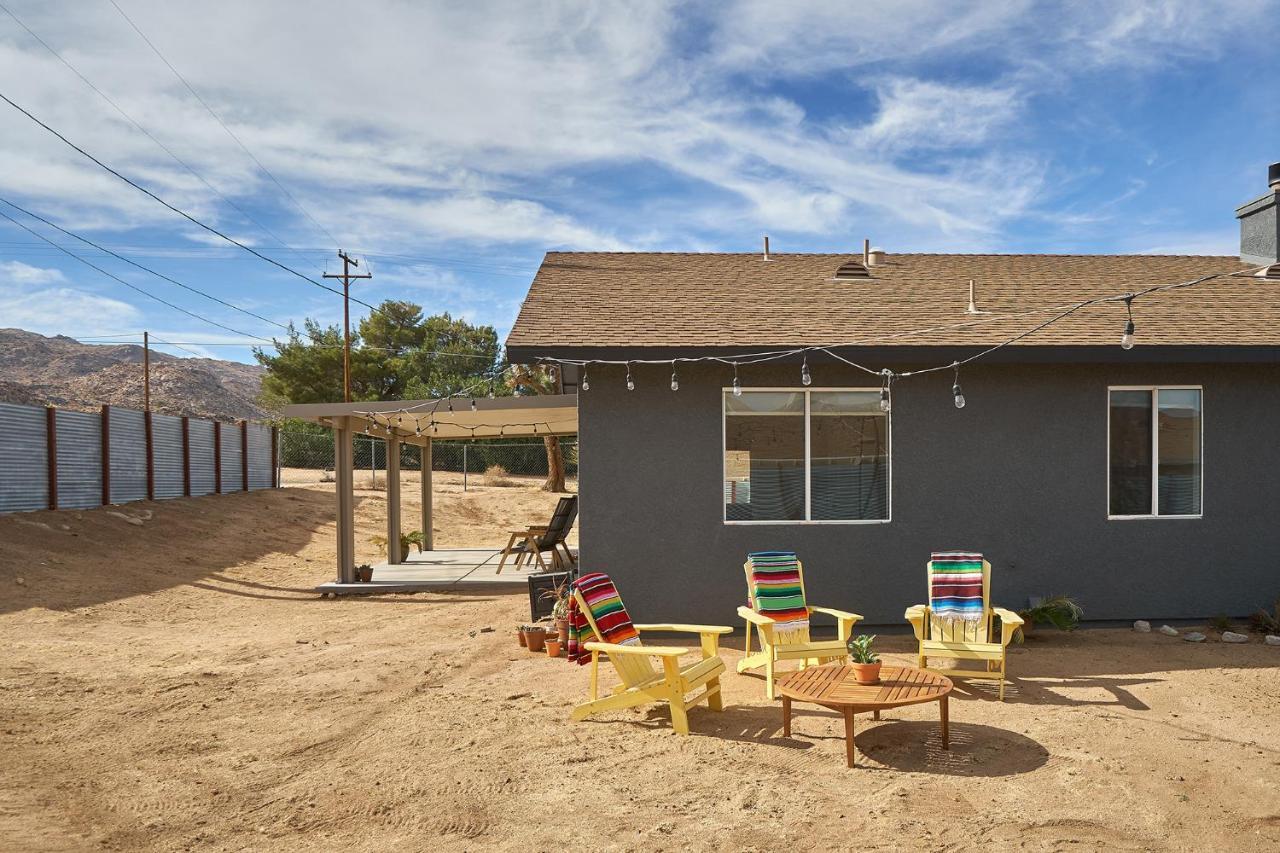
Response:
181,416,191,497
100,404,110,506
213,420,222,493
46,406,57,510
240,420,249,492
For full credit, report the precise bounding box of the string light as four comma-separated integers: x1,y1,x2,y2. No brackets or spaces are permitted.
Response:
470,398,477,411
670,361,679,391
581,365,590,392
800,354,811,387
732,363,742,397
951,362,966,409
879,369,892,413
626,363,635,391
415,424,422,436
1121,295,1136,350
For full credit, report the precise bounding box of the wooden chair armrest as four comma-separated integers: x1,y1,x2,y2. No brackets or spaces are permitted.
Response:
993,607,1024,646
904,604,929,640
808,606,862,642
584,641,688,657
736,606,774,626
633,623,733,635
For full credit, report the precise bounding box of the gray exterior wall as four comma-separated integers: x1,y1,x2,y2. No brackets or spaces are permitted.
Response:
578,360,1280,626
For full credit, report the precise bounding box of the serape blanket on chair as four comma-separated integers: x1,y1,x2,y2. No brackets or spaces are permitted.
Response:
929,551,985,622
566,571,640,666
747,551,809,634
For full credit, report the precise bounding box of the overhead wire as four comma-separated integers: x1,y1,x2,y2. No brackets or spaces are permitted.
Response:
106,0,340,247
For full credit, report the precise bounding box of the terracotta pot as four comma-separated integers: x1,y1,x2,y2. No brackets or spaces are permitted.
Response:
517,630,527,648
524,628,547,653
851,662,882,685
555,617,569,646
356,565,373,583
545,638,562,657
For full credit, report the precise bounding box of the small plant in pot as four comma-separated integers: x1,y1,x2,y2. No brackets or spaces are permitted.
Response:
516,625,528,648
545,634,562,657
355,563,373,583
539,582,572,645
847,634,881,684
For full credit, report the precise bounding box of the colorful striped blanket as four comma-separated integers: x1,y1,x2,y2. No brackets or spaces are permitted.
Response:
929,551,985,622
566,572,640,666
747,551,809,633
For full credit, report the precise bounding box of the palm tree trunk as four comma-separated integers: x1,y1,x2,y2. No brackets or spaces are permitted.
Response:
542,435,566,492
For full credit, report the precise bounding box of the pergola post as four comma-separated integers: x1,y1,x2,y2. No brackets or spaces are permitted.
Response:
420,438,433,551
334,418,356,583
386,436,402,565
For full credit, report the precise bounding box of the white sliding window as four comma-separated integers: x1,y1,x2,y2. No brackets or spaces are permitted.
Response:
724,389,890,523
1107,386,1202,519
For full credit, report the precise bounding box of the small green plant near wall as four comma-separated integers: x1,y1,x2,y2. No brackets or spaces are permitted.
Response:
1014,594,1083,643
370,530,427,556
1250,599,1280,634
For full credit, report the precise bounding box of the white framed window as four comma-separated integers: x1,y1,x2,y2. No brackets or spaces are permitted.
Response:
1107,386,1202,519
723,388,890,524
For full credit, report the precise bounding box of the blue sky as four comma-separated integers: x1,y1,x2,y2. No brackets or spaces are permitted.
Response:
0,1,1277,364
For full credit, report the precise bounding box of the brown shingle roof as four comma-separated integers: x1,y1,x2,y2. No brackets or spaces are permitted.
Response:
507,252,1271,351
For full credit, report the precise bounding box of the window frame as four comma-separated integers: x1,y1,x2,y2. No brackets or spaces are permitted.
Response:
721,386,892,525
1106,384,1204,521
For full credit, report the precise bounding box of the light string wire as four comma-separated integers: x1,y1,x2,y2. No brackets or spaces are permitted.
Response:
346,263,1272,436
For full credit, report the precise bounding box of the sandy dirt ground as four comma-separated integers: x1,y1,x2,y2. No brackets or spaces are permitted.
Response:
1,483,1278,852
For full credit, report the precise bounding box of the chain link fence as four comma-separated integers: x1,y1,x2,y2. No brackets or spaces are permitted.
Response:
278,429,578,489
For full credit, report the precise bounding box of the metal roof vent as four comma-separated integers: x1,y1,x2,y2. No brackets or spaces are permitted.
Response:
831,259,871,281
1256,262,1280,280
867,247,886,266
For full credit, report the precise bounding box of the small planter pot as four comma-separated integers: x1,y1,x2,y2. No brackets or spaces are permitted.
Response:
554,617,569,646
517,629,527,648
523,627,547,653
545,638,562,657
356,565,373,583
851,662,882,685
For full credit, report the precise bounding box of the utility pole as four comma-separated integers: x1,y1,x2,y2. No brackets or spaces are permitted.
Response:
143,330,151,412
323,250,371,402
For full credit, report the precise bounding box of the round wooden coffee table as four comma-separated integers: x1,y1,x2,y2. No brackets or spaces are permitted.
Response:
775,664,953,768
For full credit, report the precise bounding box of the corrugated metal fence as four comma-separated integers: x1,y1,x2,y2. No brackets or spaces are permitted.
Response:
0,401,278,515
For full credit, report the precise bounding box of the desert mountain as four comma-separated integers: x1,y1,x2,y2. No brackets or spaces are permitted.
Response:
0,328,268,421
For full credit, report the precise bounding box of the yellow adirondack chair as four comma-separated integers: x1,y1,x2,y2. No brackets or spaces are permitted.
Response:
905,558,1023,700
736,559,863,699
570,587,731,735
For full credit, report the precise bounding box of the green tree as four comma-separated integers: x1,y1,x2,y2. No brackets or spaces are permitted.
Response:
254,302,503,405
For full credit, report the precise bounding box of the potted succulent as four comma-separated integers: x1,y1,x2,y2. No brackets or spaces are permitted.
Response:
522,624,548,653
539,582,572,646
355,563,373,583
516,625,528,648
847,634,881,685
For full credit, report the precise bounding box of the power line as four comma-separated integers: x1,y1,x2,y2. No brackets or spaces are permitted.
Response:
0,90,380,312
0,194,290,331
0,1,314,265
73,338,504,358
106,0,339,247
0,206,273,340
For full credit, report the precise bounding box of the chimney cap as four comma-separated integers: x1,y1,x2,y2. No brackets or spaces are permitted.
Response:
1270,161,1280,189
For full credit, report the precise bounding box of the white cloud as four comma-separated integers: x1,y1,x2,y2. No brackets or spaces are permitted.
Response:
0,259,67,284
0,282,140,334
855,78,1023,152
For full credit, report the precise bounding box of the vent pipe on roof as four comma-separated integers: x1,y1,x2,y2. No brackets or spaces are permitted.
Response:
867,247,886,266
863,238,870,266
967,279,990,315
763,235,771,261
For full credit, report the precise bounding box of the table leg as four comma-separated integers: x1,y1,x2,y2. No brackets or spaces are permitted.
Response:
782,695,791,738
940,694,950,751
873,709,880,721
844,707,856,768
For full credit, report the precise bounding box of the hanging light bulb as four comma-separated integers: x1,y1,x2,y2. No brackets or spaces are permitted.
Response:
1121,295,1136,350
800,355,812,387
670,361,679,391
626,363,635,391
533,424,538,435
470,398,477,412
952,362,966,409
447,401,454,413
732,363,742,397
581,367,590,392
415,424,422,436
879,369,892,413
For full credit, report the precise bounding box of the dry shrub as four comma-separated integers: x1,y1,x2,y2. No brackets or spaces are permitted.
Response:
482,465,515,487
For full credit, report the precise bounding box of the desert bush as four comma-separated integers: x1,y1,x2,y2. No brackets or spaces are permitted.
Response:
1249,599,1280,634
482,464,515,487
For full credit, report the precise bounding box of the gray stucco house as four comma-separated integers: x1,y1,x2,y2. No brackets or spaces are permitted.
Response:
506,164,1280,626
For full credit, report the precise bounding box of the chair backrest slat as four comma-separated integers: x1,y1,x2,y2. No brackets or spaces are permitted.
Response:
926,558,991,643
538,496,578,547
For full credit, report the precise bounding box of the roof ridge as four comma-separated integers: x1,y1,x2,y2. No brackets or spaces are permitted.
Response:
542,250,1241,259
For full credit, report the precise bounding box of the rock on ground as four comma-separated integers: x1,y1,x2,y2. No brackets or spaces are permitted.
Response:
1133,620,1151,632
1183,632,1206,643
1221,631,1249,644
1159,625,1179,636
